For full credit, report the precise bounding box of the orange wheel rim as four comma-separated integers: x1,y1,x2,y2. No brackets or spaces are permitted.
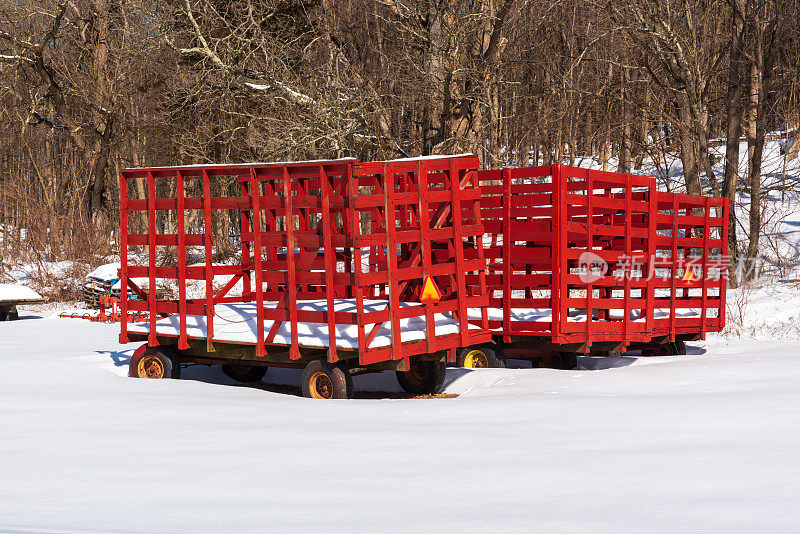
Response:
309,372,334,399
138,356,165,379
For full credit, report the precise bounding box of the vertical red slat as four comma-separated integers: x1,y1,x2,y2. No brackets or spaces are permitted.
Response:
283,167,300,359
263,179,278,297
623,174,632,342
202,169,215,352
348,167,367,362
585,171,594,344
670,196,678,340
240,180,252,301
501,167,511,342
700,196,711,330
250,169,265,358
384,162,402,359
417,161,435,353
470,168,490,336
720,197,729,329
449,159,469,346
320,165,338,362
119,171,129,344
177,171,188,350
147,171,158,347
646,177,657,338
551,165,563,341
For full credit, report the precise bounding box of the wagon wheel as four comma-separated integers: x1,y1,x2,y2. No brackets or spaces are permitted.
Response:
129,345,180,379
556,352,579,370
456,345,505,368
396,359,446,395
642,341,685,356
301,359,353,399
222,361,268,383
540,352,579,370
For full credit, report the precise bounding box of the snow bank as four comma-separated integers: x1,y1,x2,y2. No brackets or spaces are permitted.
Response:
86,263,120,282
0,283,43,302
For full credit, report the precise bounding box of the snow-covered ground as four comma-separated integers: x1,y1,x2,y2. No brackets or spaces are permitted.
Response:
3,138,800,531
1,308,799,532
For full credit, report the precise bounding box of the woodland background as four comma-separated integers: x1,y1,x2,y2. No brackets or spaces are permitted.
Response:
1,0,797,289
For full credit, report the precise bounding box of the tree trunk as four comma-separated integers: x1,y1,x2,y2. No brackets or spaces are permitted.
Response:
745,40,765,282
723,0,746,287
676,98,702,195
618,69,631,173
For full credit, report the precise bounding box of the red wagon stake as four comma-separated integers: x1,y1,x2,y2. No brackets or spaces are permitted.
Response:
118,156,492,398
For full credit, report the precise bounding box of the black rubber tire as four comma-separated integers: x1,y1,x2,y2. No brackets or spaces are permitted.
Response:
129,346,179,379
642,342,682,356
557,352,579,370
160,345,182,379
0,309,7,321
456,344,506,368
5,307,18,321
221,361,268,383
396,359,446,395
301,359,352,399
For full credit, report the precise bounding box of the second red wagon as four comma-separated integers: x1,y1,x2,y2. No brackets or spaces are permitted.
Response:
467,164,728,368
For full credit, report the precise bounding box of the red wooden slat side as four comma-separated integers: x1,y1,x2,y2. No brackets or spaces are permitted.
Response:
501,167,511,342
177,171,188,350
202,170,215,352
249,169,266,357
283,167,300,360
417,161,435,354
383,162,402,360
147,171,157,347
320,165,338,362
119,171,129,344
120,158,491,362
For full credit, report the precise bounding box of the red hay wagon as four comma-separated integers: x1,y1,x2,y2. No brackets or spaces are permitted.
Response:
118,155,492,398
471,165,728,368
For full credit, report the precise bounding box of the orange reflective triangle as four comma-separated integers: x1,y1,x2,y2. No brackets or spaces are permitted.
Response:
420,276,441,304
683,268,696,283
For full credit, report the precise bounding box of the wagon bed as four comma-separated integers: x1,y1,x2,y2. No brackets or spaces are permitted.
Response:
474,164,728,357
128,299,482,350
0,283,44,320
119,155,492,396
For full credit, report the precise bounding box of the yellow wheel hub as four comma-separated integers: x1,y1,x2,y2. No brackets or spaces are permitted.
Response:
463,349,489,368
138,356,165,379
309,371,334,399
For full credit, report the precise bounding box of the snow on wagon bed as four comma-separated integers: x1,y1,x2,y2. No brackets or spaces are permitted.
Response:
0,283,43,303
128,299,482,350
